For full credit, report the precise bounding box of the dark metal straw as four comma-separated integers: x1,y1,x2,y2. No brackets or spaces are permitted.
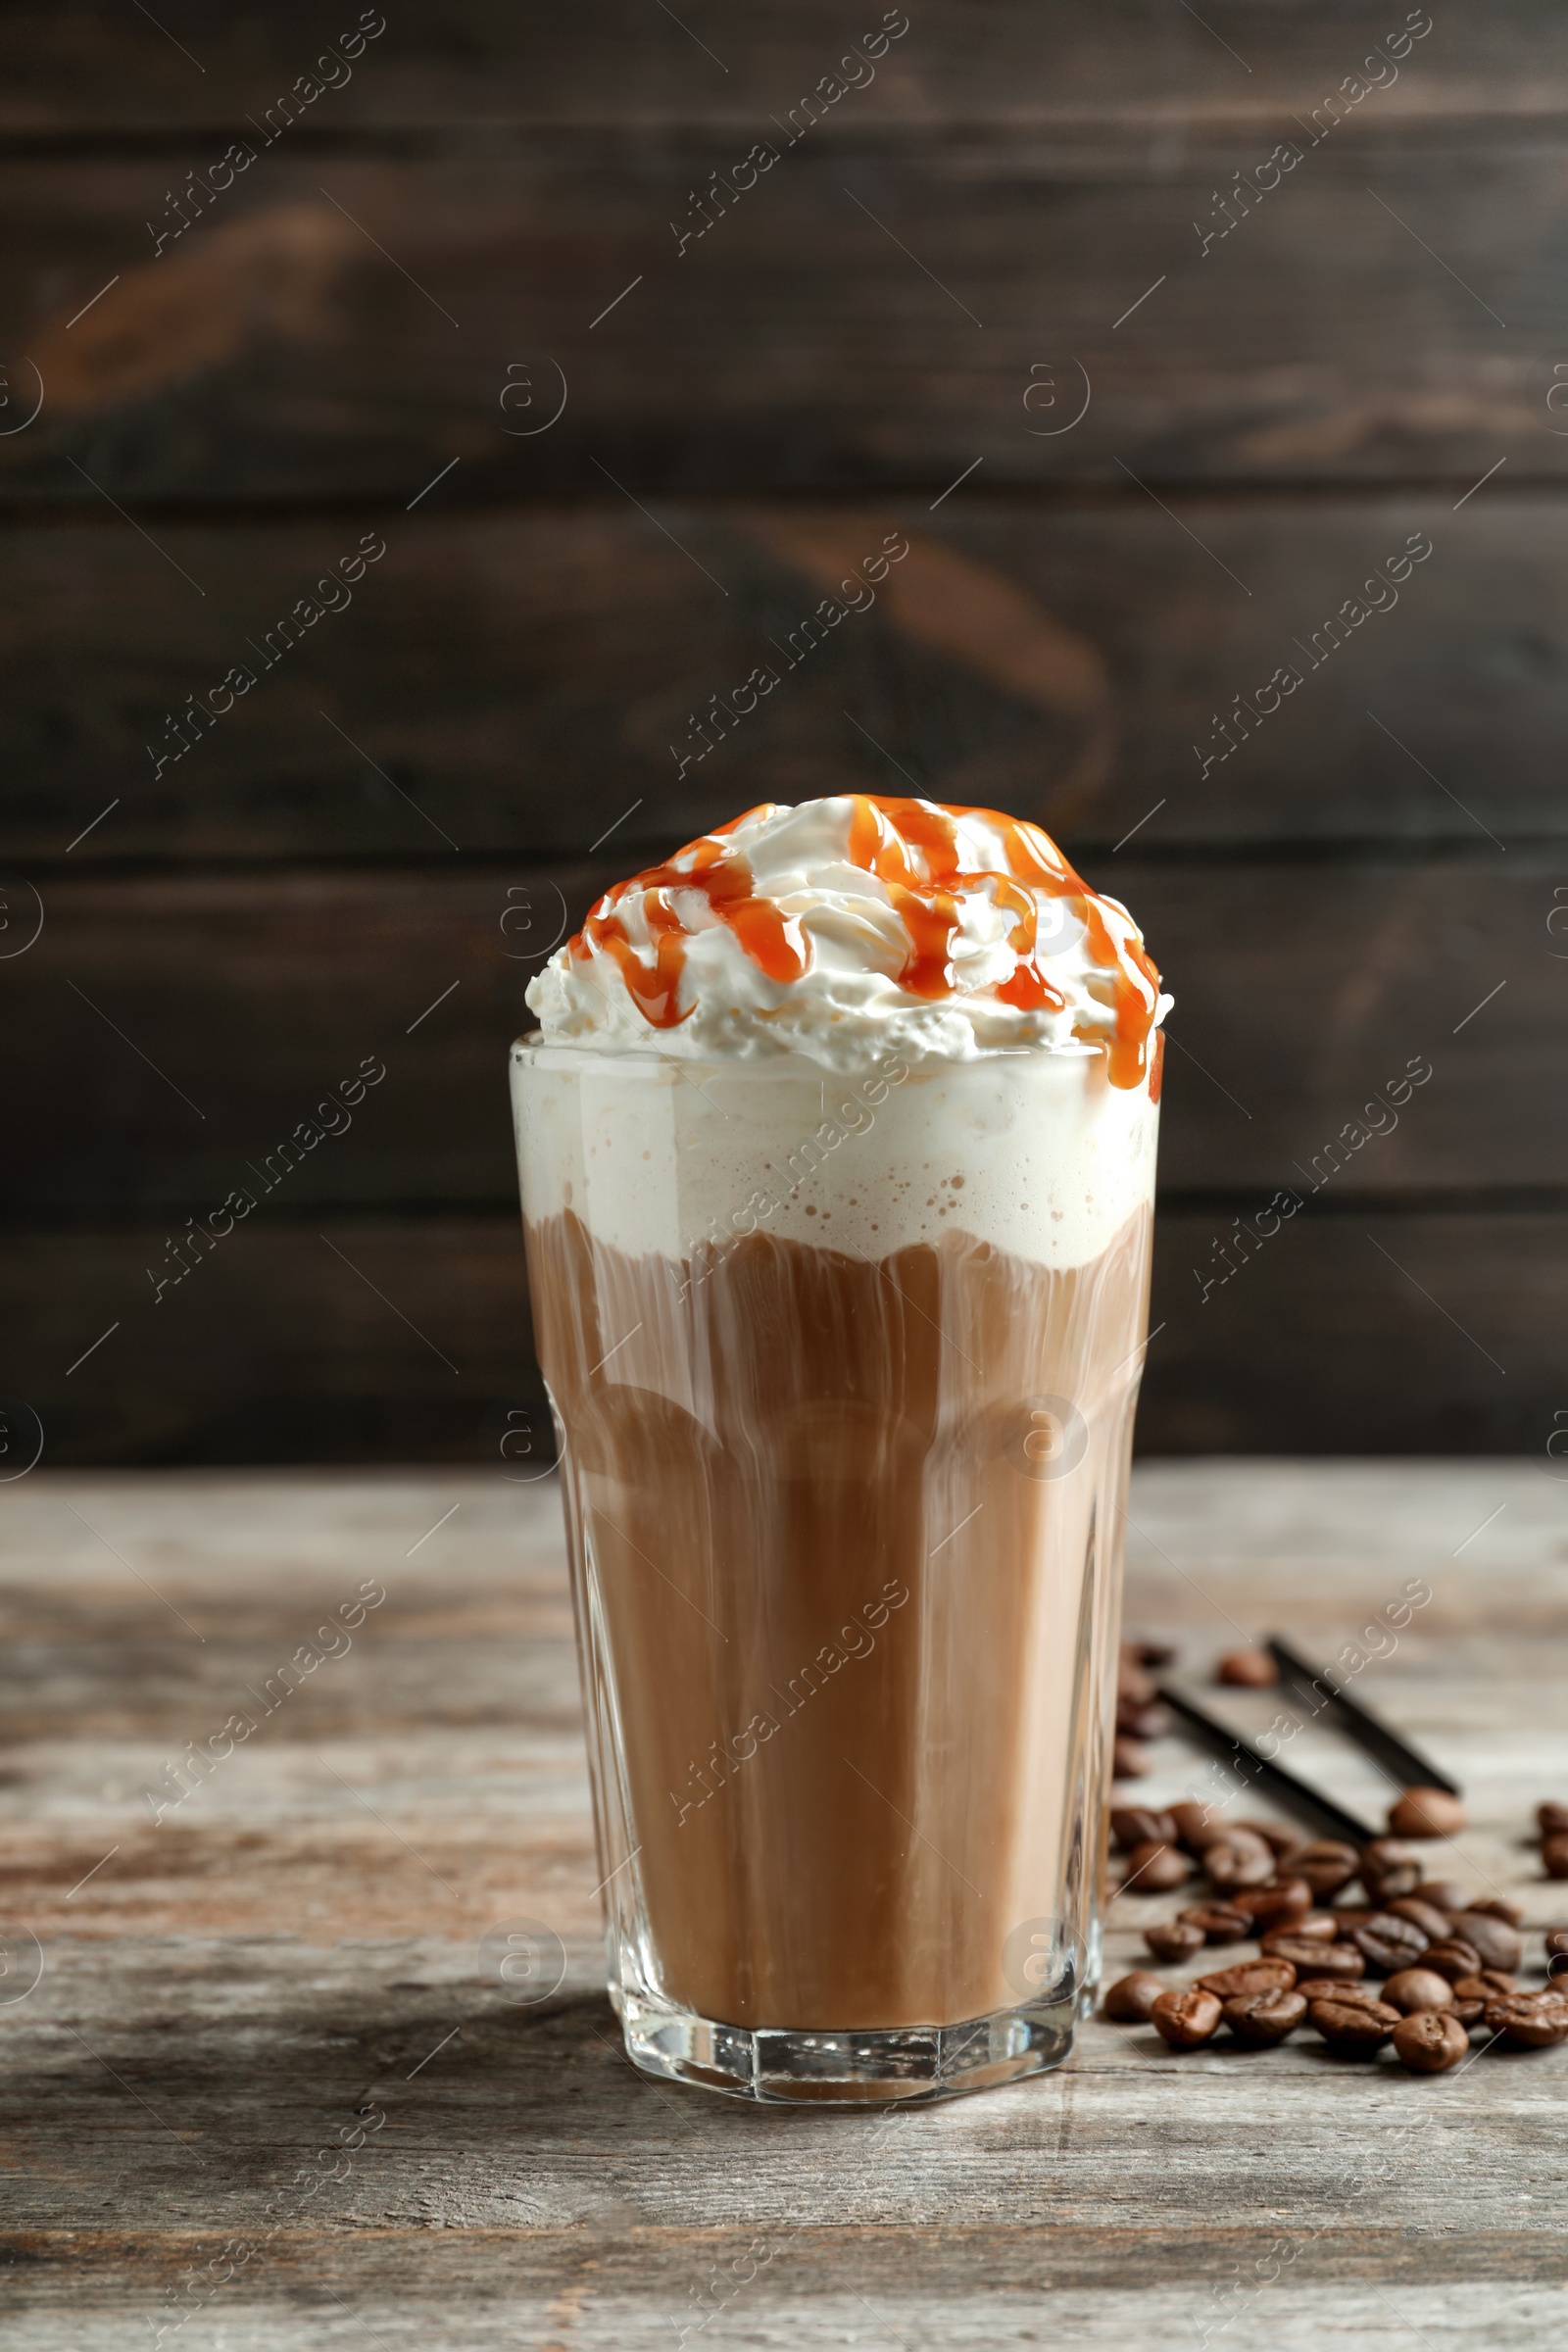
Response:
1155,1684,1378,1846
1265,1635,1461,1798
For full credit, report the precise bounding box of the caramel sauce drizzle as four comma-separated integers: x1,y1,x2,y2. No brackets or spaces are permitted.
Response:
570,796,1162,1087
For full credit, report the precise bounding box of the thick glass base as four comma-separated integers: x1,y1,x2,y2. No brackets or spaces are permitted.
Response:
619,1985,1077,2105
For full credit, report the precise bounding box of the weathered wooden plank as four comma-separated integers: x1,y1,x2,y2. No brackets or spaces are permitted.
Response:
5,2026,1568,2236
1,850,1557,1218
1145,1206,1563,1454
2,1465,1566,2347
3,498,1560,866
0,120,1556,501
1138,851,1561,1198
0,2239,1564,2352
3,866,551,1213
5,1206,1568,1461
8,1214,536,1464
0,3,1540,137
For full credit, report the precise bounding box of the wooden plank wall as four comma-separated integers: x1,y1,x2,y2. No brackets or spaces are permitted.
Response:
2,2,1563,1462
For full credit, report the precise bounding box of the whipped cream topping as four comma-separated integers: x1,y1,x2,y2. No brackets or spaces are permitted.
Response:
526,796,1170,1083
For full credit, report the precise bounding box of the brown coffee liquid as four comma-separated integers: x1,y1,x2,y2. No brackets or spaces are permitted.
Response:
527,1207,1152,2031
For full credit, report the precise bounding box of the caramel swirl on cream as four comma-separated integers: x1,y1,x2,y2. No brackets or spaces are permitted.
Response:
527,796,1169,1086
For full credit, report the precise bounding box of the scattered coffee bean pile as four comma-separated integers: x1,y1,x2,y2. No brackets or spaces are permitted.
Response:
1102,1793,1568,2076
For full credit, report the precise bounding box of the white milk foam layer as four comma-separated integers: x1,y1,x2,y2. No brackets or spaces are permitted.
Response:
513,1042,1158,1271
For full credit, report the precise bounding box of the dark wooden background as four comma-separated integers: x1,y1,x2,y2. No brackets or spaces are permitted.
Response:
3,1,1564,1463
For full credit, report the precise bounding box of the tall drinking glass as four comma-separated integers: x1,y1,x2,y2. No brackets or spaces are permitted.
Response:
512,1035,1158,2102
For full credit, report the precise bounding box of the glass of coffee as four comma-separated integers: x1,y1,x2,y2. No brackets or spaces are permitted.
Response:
512,797,1166,2103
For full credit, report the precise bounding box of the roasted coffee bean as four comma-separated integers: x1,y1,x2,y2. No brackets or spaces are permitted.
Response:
1330,1907,1373,1931
1452,1970,1518,2002
1393,2011,1469,2073
1351,1912,1431,1975
1259,1911,1339,1944
1536,1800,1568,1838
1450,1993,1487,2027
1102,1971,1168,2024
1420,1881,1470,1914
1196,1958,1297,1998
1222,1989,1307,2046
1117,1658,1156,1707
1216,1647,1278,1687
1113,1735,1152,1780
1152,1987,1223,2049
1123,1839,1191,1892
1232,1879,1312,1932
1382,1968,1456,2015
1291,1839,1361,1897
1263,1936,1363,1978
1296,1978,1383,2008
1203,1831,1276,1892
1447,1911,1523,1974
1110,1805,1177,1854
1236,1819,1301,1859
1422,1937,1485,1984
1243,1873,1313,1910
1310,1997,1401,2053
1387,1896,1456,1943
1358,1839,1423,1902
1466,1896,1525,1927
1178,1903,1251,1945
1144,1920,1206,1963
1485,1994,1568,2049
1388,1787,1467,1839
1544,1927,1568,1963
1543,1836,1568,1880
1168,1801,1226,1853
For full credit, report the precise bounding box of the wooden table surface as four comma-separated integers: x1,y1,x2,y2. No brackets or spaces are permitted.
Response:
3,1461,1566,2348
